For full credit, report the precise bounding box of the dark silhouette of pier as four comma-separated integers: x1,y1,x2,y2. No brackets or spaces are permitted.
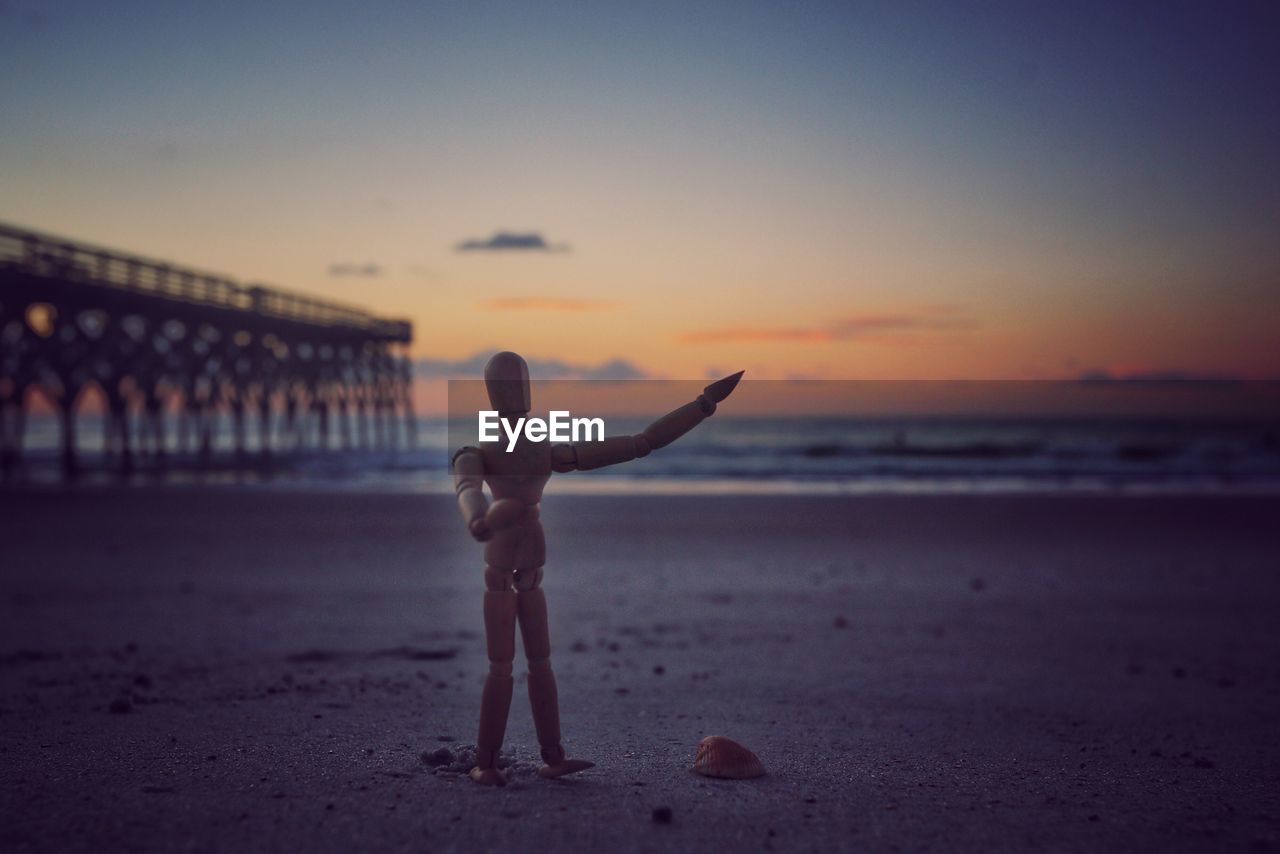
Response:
0,222,415,478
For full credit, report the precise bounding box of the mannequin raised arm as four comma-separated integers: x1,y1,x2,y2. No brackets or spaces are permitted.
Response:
551,371,744,473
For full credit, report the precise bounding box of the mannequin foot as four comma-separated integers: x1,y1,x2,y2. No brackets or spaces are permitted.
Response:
537,758,594,779
469,766,509,786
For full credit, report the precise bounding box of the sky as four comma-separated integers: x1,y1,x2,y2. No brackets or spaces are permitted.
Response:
2,0,1278,388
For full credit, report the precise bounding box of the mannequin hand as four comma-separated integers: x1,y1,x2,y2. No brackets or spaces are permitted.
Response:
469,517,492,542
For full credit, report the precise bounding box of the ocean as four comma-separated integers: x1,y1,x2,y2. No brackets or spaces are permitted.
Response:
7,413,1280,495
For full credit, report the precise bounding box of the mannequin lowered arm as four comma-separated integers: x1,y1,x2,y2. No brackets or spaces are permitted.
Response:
452,447,492,541
551,371,744,473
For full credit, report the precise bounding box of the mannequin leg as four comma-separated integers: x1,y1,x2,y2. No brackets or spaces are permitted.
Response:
471,566,516,786
515,567,594,779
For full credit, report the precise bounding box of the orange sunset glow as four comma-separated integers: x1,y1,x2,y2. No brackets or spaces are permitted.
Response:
3,3,1278,405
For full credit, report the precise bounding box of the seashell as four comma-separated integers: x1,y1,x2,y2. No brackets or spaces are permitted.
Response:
691,735,765,779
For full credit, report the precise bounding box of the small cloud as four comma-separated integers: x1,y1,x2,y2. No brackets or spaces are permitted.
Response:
579,358,648,381
679,310,976,344
413,353,492,377
455,231,570,252
140,140,184,162
328,263,382,277
415,350,650,380
479,297,617,312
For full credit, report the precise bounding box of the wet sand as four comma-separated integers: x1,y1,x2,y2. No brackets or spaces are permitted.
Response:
1,489,1278,852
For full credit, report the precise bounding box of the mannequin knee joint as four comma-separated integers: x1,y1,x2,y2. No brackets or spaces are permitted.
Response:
513,566,544,592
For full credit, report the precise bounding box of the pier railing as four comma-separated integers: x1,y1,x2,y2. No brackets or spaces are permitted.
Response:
0,222,410,341
0,221,417,478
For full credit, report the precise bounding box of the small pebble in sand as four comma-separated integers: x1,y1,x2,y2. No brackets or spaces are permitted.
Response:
108,698,132,714
422,748,454,766
652,806,673,824
833,616,849,629
439,746,485,774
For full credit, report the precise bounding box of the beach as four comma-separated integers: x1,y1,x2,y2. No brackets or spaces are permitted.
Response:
1,489,1278,852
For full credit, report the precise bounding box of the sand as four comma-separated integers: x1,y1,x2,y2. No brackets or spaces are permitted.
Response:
1,489,1278,852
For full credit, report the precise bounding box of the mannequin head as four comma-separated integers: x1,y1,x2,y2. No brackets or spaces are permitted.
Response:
484,351,531,415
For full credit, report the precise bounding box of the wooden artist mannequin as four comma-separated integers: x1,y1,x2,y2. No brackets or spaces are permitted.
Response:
452,351,744,785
